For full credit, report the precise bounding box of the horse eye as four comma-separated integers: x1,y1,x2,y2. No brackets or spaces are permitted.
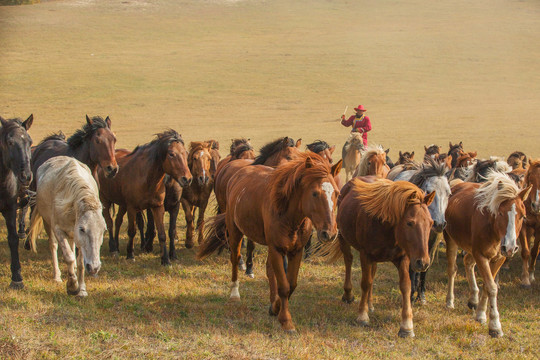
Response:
407,221,413,227
312,191,318,197
286,156,292,161
168,152,174,158
79,227,85,233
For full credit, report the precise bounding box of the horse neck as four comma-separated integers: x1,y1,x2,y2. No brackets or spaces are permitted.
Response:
68,141,98,173
0,149,12,183
278,189,308,228
135,147,167,193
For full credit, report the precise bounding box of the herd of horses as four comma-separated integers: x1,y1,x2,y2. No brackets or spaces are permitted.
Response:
1,114,539,339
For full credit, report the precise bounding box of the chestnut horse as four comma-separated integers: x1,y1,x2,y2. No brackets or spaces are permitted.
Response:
351,145,390,178
318,177,434,337
444,172,531,337
447,151,477,181
98,130,192,265
0,115,33,289
423,144,441,162
215,138,255,175
518,160,540,287
395,150,416,166
341,132,364,182
197,153,340,333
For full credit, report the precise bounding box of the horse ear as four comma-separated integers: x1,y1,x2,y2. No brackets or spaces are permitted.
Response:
399,151,403,157
449,142,453,148
424,191,436,206
385,148,390,154
331,159,343,177
497,180,504,190
471,151,477,157
520,185,532,202
529,159,533,166
22,114,33,130
459,141,463,146
296,138,302,148
329,145,336,154
105,116,111,128
86,114,93,125
424,145,428,152
305,156,313,168
410,151,415,159
0,116,7,127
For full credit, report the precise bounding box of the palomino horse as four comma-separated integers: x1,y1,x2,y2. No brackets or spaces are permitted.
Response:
518,160,540,287
507,151,528,170
197,153,341,333
393,157,451,304
98,130,192,265
23,115,117,241
444,172,531,337
318,177,434,337
27,157,106,296
447,141,464,168
351,145,390,178
341,132,364,182
0,115,33,289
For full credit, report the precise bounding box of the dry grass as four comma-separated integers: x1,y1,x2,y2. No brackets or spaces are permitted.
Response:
1,0,540,358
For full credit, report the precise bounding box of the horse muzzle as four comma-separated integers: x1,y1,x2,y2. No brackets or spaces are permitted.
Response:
178,176,193,188
18,172,32,187
317,229,336,243
104,165,119,178
433,221,447,234
411,258,430,272
85,263,101,277
500,245,518,258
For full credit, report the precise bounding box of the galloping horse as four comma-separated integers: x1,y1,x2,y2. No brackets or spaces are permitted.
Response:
395,151,416,166
98,130,192,265
306,140,342,189
27,157,105,296
215,138,255,175
0,115,33,289
197,153,340,333
507,151,528,170
393,158,451,304
351,145,390,178
444,172,531,337
318,177,434,337
341,133,364,182
518,160,540,287
447,151,477,181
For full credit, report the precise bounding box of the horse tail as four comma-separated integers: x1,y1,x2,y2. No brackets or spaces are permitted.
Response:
311,232,344,263
27,208,44,253
196,213,228,260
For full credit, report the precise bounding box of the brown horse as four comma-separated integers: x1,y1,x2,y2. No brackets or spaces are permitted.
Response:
215,138,255,175
447,151,477,181
98,130,192,265
342,132,364,182
306,140,342,189
518,160,540,287
318,177,434,337
197,153,341,333
424,144,441,161
395,150,416,166
507,151,528,170
444,172,531,337
351,145,390,178
447,141,464,168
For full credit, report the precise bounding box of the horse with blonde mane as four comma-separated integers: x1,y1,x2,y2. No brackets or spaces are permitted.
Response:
341,132,364,181
318,177,434,337
351,145,390,178
198,153,340,333
27,156,106,296
444,171,531,337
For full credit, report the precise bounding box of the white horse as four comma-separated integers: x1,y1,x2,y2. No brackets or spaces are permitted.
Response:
28,156,106,296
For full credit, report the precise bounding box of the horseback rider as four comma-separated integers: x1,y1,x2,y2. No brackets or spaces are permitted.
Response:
341,104,371,147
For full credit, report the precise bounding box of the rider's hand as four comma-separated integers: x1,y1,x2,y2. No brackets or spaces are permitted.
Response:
341,115,345,120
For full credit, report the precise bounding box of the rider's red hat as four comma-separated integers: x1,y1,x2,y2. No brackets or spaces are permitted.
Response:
354,105,367,111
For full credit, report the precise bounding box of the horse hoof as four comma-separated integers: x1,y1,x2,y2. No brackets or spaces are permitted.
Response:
9,281,24,290
341,294,355,304
126,255,135,261
77,290,88,297
283,328,297,335
268,305,278,316
446,303,454,310
169,253,178,261
246,272,255,279
239,263,247,271
66,284,80,296
185,242,194,249
23,240,31,250
467,301,478,310
475,316,487,325
229,295,240,302
110,251,119,258
520,283,532,289
161,259,172,266
398,329,415,338
489,329,503,338
54,277,62,283
354,318,369,327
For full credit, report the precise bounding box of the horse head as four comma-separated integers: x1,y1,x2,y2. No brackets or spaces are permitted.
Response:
83,115,119,178
0,114,34,187
525,160,540,215
75,209,106,276
189,141,213,186
160,131,193,188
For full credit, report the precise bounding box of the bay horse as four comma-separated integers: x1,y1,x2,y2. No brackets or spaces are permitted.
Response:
197,153,341,333
393,157,451,304
23,115,117,242
341,132,364,182
507,151,528,170
0,115,34,289
215,138,255,175
424,144,441,161
448,141,464,168
98,130,192,265
395,150,416,166
447,151,477,181
518,160,540,287
27,156,105,296
318,177,434,337
444,172,531,337
351,145,390,178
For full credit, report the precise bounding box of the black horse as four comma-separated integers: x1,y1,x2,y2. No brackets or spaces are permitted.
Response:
0,115,33,289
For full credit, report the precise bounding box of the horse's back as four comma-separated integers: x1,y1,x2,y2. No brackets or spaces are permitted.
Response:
31,139,69,189
214,158,254,211
445,182,480,248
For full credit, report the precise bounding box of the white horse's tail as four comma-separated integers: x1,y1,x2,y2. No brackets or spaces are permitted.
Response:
27,208,44,253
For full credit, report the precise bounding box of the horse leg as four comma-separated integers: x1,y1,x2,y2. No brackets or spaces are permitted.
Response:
409,268,418,303
227,224,243,301
268,245,295,332
245,239,255,278
3,208,24,289
444,233,458,309
144,210,156,253
464,252,479,310
529,228,540,283
368,263,377,312
125,208,137,260
136,211,146,251
475,254,506,337
18,202,27,239
396,256,414,338
54,226,78,295
418,270,427,305
181,199,195,249
76,244,87,297
285,249,304,300
168,205,180,260
151,206,170,265
102,202,116,254
45,221,61,282
340,235,355,303
356,253,373,326
519,226,531,287
196,200,209,246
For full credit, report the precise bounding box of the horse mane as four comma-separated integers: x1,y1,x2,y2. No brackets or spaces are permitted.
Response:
66,116,109,149
38,131,66,145
356,145,386,176
351,178,425,226
306,140,330,154
231,143,254,159
0,117,25,138
465,159,511,183
269,152,331,214
507,151,527,169
130,129,184,161
525,160,540,186
229,138,250,155
252,137,295,165
475,171,520,215
409,157,448,188
188,141,211,167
